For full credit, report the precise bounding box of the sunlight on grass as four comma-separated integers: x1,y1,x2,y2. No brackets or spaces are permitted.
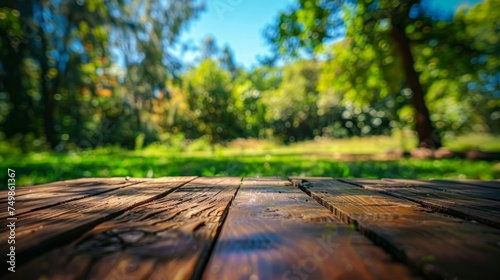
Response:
1,133,498,187
141,131,418,157
444,134,500,152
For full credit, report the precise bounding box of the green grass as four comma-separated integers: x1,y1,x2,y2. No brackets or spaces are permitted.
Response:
1,134,499,187
213,130,419,155
182,132,500,155
443,134,500,152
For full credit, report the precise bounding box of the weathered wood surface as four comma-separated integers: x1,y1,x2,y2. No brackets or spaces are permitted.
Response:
0,178,143,220
385,178,500,201
432,179,500,190
293,178,500,279
342,178,500,229
203,177,415,280
8,177,240,280
0,177,196,268
4,176,500,279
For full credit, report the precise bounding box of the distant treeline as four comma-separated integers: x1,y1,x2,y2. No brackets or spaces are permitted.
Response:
0,0,498,151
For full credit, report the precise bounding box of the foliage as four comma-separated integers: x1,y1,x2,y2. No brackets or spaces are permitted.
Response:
0,0,203,150
183,59,240,144
266,0,499,147
262,59,321,142
0,0,498,155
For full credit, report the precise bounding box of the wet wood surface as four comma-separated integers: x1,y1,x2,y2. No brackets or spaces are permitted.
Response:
3,177,500,279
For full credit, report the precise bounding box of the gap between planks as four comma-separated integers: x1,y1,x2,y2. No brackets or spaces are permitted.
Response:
384,178,500,202
341,178,500,230
202,177,416,280
190,177,243,280
0,178,148,221
9,177,242,280
430,179,500,190
291,177,500,279
0,177,197,274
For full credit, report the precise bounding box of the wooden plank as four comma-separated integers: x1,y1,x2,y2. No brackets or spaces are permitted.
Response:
0,176,196,270
385,178,500,201
0,177,135,198
0,178,145,219
343,178,500,229
203,177,416,280
300,178,500,279
338,178,402,187
8,177,240,280
431,179,500,190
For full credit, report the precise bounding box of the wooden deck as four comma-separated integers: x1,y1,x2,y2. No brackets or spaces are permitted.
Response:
2,176,500,279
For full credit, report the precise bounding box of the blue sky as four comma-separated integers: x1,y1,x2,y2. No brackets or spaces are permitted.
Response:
178,0,483,69
178,0,295,69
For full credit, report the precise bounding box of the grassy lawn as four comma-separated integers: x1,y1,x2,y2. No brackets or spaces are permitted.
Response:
1,133,499,186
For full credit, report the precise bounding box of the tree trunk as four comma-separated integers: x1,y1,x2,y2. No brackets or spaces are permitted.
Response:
40,28,56,150
0,0,35,151
389,22,442,149
1,51,30,151
41,69,56,150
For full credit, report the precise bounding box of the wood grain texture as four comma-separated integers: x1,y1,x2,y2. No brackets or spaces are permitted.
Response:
9,177,240,280
298,178,500,279
4,177,135,195
430,179,500,190
0,177,196,270
384,178,500,201
203,177,416,280
0,178,144,220
343,178,500,229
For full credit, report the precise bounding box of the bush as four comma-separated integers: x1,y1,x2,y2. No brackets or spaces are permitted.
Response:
186,136,211,152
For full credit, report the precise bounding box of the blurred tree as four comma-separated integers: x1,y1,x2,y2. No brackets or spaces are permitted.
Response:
262,59,321,142
249,65,283,92
184,59,241,147
448,0,499,133
109,0,203,143
317,36,404,122
267,0,446,148
0,2,36,150
201,35,219,60
405,0,500,135
0,0,204,150
0,0,117,149
219,45,238,78
317,40,396,138
199,36,240,78
231,68,272,138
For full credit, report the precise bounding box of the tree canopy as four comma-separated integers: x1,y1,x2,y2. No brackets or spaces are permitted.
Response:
0,0,497,152
266,0,499,148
